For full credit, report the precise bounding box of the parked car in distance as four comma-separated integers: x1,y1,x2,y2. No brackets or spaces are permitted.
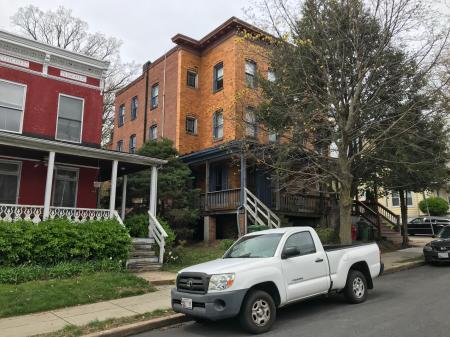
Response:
408,217,450,236
171,227,383,334
423,226,450,263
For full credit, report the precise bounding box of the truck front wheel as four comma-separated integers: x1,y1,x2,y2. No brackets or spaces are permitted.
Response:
344,270,368,304
239,290,276,334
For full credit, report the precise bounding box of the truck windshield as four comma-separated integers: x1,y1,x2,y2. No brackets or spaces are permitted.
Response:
224,234,283,258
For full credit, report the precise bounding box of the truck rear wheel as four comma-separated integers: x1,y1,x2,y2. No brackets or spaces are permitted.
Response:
239,290,276,334
344,270,368,304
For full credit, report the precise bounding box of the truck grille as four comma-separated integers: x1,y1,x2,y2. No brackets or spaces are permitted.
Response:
177,272,209,294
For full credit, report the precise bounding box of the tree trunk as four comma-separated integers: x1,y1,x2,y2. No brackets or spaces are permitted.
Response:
398,189,409,247
339,179,353,245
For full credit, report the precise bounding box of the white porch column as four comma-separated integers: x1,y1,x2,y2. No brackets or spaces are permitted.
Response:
43,151,55,219
121,175,128,220
149,166,158,215
109,160,118,218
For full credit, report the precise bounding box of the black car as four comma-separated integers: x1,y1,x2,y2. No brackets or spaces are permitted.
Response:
423,226,450,263
408,217,450,236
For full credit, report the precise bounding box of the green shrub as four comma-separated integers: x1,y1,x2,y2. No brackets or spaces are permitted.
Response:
219,239,235,251
248,224,270,233
315,227,339,244
124,213,149,237
0,260,123,284
419,197,449,216
0,219,131,266
158,218,176,248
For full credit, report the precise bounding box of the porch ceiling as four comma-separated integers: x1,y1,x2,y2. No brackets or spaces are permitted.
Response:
0,132,167,181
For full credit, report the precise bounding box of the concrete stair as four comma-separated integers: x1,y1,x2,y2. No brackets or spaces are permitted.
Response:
380,222,403,245
126,238,162,272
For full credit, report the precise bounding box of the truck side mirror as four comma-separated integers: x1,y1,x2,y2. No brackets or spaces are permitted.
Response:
282,246,300,259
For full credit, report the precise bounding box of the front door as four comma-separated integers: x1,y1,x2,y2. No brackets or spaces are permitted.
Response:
281,231,330,301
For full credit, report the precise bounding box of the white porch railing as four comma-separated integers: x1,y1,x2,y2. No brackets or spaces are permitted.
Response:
244,188,281,231
148,211,168,264
0,204,124,225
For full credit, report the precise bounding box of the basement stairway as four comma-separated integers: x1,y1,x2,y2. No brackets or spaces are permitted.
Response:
126,238,161,272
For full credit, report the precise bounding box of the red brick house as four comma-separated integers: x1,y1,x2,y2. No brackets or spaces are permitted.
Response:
0,30,168,260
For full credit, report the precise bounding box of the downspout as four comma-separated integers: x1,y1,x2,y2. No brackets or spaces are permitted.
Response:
143,61,151,143
161,54,167,138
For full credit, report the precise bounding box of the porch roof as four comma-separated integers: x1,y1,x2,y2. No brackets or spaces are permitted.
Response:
0,132,167,180
180,140,243,165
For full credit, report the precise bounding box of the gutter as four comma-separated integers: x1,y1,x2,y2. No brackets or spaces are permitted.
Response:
143,61,151,143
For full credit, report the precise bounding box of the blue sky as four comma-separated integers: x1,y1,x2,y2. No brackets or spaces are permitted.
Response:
0,0,252,64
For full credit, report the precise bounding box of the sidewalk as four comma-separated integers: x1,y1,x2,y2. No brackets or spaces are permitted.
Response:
0,285,172,337
1,244,428,337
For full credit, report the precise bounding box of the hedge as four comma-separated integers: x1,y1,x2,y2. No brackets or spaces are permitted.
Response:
419,197,449,216
0,219,131,266
0,260,123,284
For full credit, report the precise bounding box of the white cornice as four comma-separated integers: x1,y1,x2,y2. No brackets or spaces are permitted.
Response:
0,29,109,78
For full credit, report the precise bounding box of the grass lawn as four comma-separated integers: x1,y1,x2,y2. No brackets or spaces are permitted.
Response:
0,272,154,318
162,240,230,273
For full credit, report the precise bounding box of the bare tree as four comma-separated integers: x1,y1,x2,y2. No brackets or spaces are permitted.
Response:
11,5,139,143
241,0,449,244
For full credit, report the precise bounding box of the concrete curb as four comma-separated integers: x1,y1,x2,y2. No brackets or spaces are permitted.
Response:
82,314,191,337
383,260,425,275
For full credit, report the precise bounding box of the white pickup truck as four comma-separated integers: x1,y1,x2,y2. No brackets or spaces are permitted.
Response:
171,227,383,334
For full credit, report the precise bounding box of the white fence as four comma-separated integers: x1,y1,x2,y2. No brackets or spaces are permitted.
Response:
0,204,123,225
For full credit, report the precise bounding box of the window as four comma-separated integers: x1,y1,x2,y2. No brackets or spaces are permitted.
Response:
118,104,125,127
129,134,137,153
187,70,198,88
245,107,257,137
52,167,78,207
56,95,83,143
213,110,223,140
151,83,159,109
131,96,138,120
245,60,257,88
0,160,21,203
267,68,276,82
116,140,123,152
186,116,197,135
284,231,316,256
0,80,26,133
213,62,223,91
392,191,413,207
149,125,158,141
268,132,278,142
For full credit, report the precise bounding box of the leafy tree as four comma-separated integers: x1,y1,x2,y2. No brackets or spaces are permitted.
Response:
126,139,200,239
419,197,449,216
11,5,139,143
245,0,448,244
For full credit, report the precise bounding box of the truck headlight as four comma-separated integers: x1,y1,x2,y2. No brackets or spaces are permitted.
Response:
208,273,235,292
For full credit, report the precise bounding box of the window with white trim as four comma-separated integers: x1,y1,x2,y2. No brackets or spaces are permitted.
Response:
52,167,78,207
129,134,137,153
245,60,257,88
0,160,21,203
131,96,138,120
213,110,223,140
56,95,83,143
149,125,158,141
268,68,276,82
116,140,123,152
245,107,257,137
392,191,413,207
118,104,125,127
186,116,197,135
0,80,26,133
151,83,159,109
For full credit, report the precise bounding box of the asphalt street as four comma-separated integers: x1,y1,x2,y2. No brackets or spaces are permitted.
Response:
133,265,450,337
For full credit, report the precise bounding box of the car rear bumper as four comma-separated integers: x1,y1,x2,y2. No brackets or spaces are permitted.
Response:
423,250,450,262
171,288,247,321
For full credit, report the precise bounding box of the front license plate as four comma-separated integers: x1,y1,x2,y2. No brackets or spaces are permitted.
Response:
181,297,193,310
438,252,449,259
